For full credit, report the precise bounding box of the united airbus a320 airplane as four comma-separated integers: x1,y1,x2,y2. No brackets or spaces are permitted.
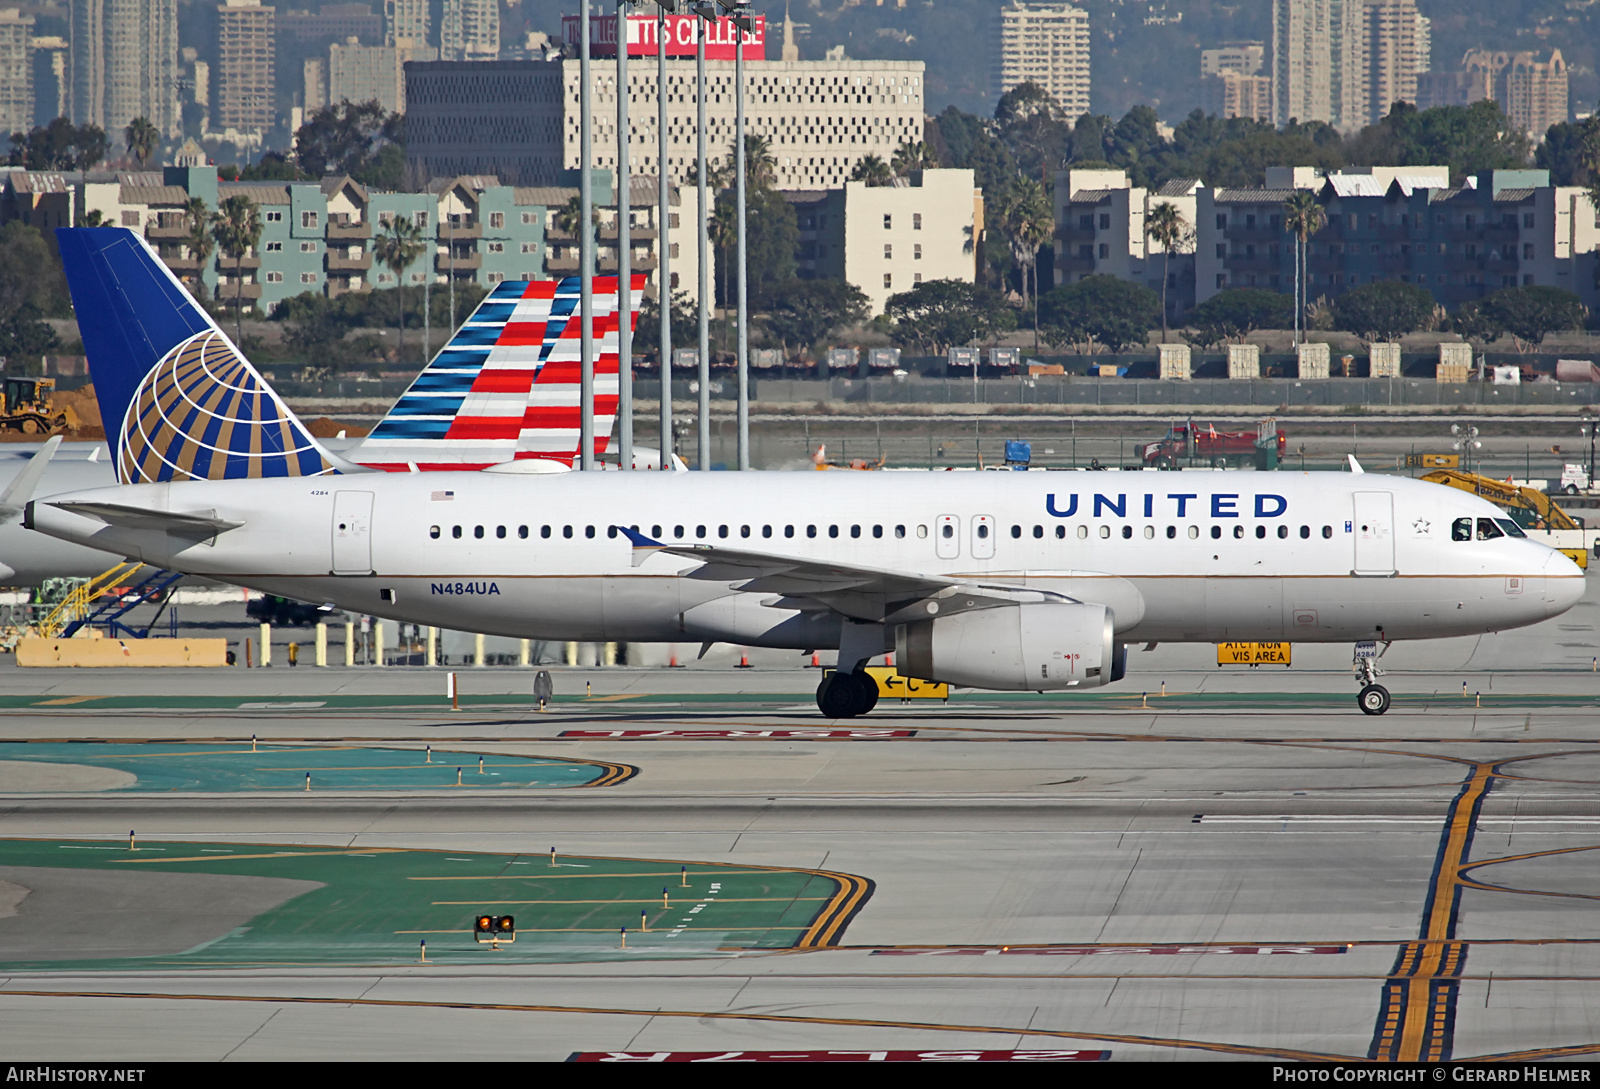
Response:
25,228,1587,718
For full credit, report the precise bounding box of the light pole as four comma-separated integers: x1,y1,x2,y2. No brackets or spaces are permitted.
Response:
692,1,713,470
617,0,633,471
732,1,751,470
580,0,596,471
656,2,673,471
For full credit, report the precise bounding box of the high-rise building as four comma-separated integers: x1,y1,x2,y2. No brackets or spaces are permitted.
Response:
325,38,430,113
216,0,275,139
68,0,180,139
384,0,428,47
0,8,32,135
31,36,68,126
440,0,497,61
1272,0,1361,131
1416,49,1568,138
1360,0,1430,126
1199,40,1271,121
993,2,1089,120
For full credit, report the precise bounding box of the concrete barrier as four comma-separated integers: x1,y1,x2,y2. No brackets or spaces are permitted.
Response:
17,637,230,667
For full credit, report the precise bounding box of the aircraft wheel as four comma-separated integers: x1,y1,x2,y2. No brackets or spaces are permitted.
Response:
1358,684,1391,716
817,671,874,718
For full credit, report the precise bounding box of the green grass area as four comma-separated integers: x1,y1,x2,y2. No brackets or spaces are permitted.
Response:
0,839,858,969
0,742,624,791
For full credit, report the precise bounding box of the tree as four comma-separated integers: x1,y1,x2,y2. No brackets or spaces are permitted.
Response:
0,221,69,320
733,188,798,306
211,195,262,342
1144,200,1190,342
7,118,108,171
762,278,871,358
182,197,214,301
740,133,776,189
294,100,403,180
372,215,426,365
994,82,1069,184
1446,298,1501,348
634,289,696,360
849,154,893,186
994,177,1053,346
1344,100,1531,183
890,139,939,177
1282,190,1327,344
883,279,1015,354
124,116,160,167
1479,285,1587,349
1330,280,1436,342
1182,289,1294,348
1037,275,1159,353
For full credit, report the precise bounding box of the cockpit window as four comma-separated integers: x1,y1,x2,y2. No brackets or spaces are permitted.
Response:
1494,519,1526,538
1452,517,1472,542
1476,517,1504,540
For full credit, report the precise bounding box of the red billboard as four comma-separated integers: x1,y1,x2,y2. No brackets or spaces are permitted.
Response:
561,13,766,60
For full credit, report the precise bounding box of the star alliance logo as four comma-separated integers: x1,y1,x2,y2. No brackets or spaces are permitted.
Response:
1412,518,1431,535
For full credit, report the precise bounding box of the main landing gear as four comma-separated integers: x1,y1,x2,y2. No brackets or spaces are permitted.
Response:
816,670,880,718
1353,639,1391,715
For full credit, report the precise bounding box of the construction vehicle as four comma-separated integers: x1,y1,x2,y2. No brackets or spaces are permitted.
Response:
0,378,76,434
1420,468,1596,570
1142,417,1286,470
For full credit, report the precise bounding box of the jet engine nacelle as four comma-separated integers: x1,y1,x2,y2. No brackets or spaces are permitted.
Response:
895,602,1117,691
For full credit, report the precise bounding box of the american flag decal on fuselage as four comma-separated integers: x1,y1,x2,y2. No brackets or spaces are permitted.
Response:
358,275,646,470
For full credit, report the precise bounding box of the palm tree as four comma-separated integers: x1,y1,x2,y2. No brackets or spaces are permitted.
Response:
1283,190,1326,346
849,154,893,187
708,197,738,347
212,195,262,343
373,214,425,365
182,197,214,301
1144,200,1189,343
124,116,160,168
998,178,1053,348
741,133,776,189
890,139,938,177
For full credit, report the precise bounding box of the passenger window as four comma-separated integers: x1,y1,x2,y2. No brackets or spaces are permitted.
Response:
563,525,573,539
850,525,861,538
1099,526,1110,539
1122,526,1133,539
606,526,617,539
717,525,728,538
541,525,551,539
1300,525,1310,539
873,525,883,538
916,525,928,538
1078,526,1089,539
829,525,839,538
518,526,528,539
1452,518,1472,541
1187,526,1199,539
941,524,952,539
496,525,506,539
977,524,989,539
673,525,685,538
1211,526,1222,539
474,525,484,539
1166,526,1176,539
585,526,596,539
740,525,750,538
1476,518,1504,540
453,525,462,539
696,525,706,538
1255,525,1266,539
808,525,818,538
895,525,906,538
1233,525,1244,539
1322,526,1333,538
430,525,440,539
1277,525,1288,539
652,524,662,537
1056,525,1066,539
1033,525,1044,539
1495,519,1526,538
762,525,772,538
785,525,795,538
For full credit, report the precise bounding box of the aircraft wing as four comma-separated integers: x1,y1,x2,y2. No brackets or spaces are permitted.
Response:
47,501,245,537
616,527,1074,623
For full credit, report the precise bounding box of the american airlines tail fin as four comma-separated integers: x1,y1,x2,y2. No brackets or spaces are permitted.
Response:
56,227,352,484
353,275,646,470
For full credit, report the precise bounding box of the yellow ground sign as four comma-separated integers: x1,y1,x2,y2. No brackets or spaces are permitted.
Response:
1403,454,1460,469
825,667,949,699
1216,642,1292,666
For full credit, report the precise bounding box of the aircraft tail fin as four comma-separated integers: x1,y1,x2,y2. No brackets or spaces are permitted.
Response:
355,275,645,470
56,227,352,483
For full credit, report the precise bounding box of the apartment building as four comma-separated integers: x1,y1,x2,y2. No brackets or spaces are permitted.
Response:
1417,49,1569,138
1193,167,1600,308
993,2,1089,120
440,0,498,61
0,8,30,136
1271,0,1361,130
216,0,276,142
786,168,979,315
1359,0,1430,126
405,51,926,191
67,0,180,139
5,166,702,315
1199,41,1271,122
1052,169,1200,322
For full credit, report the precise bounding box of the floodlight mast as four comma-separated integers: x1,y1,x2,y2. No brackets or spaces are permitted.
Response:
655,0,674,470
617,0,632,471
580,0,595,470
692,1,714,470
733,2,751,470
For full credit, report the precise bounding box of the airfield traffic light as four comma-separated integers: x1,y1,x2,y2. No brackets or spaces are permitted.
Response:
474,914,516,945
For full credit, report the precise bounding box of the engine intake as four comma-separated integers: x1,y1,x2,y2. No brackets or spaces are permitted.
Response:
896,602,1117,691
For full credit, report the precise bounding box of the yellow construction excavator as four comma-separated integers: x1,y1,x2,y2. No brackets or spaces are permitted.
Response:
1420,469,1592,569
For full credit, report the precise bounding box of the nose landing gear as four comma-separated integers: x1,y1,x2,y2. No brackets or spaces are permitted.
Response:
1353,639,1391,715
816,670,880,718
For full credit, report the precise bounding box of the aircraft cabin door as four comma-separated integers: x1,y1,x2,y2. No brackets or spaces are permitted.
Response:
1352,491,1396,576
332,490,375,575
971,514,996,559
935,515,961,560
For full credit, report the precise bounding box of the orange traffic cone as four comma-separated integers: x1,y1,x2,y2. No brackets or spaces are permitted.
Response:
736,649,752,668
884,653,895,668
809,652,820,668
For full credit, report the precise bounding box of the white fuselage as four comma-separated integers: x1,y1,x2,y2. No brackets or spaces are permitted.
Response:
27,469,1585,649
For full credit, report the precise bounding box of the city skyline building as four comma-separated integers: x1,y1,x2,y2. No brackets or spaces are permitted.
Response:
1199,42,1271,122
384,0,428,47
68,0,180,140
215,0,275,141
1415,48,1569,138
0,8,32,136
1271,0,1361,131
440,0,498,61
994,1,1089,120
1359,0,1430,126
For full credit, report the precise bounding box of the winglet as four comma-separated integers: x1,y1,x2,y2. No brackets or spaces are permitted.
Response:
0,436,62,521
1347,455,1364,474
615,524,667,568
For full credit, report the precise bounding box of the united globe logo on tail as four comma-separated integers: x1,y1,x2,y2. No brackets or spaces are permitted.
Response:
118,329,336,484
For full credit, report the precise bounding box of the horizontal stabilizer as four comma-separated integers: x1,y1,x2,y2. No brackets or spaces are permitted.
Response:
49,500,245,536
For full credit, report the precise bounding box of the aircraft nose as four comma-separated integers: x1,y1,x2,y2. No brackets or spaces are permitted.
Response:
1542,548,1586,614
